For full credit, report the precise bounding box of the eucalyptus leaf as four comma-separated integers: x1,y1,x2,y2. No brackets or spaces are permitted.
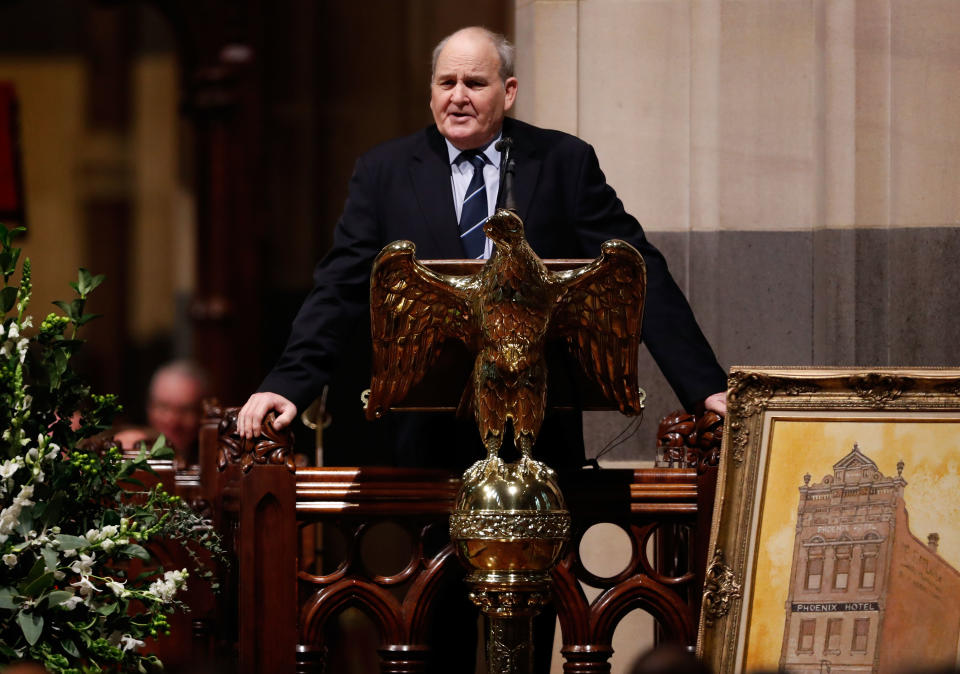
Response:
61,637,80,658
21,556,45,587
96,601,118,616
17,610,43,646
42,492,65,526
40,546,58,573
122,544,150,560
44,590,74,607
22,571,54,597
55,534,88,550
0,587,17,609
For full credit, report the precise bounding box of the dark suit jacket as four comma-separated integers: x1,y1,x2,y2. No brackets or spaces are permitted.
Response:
260,118,726,470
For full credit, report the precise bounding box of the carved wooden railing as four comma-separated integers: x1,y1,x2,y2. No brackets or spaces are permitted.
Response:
205,406,723,674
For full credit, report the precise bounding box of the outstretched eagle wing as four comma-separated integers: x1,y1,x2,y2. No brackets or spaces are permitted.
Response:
550,239,647,415
366,240,477,420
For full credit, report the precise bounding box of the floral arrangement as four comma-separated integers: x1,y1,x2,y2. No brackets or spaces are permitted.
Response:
0,226,222,673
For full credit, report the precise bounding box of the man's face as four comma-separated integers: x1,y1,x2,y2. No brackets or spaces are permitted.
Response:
147,372,203,455
430,31,518,151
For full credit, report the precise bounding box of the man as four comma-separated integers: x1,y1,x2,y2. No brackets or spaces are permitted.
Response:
238,27,727,672
239,27,724,461
145,360,208,467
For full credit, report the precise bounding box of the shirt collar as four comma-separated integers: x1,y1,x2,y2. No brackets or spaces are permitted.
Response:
445,130,502,168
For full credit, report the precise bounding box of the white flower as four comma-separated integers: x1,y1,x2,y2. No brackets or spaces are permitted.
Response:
0,457,21,479
7,324,18,340
3,553,17,567
44,442,60,460
61,594,84,610
53,570,65,581
71,575,100,597
0,485,36,536
100,538,115,553
69,552,96,576
100,525,118,539
147,568,188,603
106,580,126,597
120,634,145,652
25,448,38,464
20,316,31,329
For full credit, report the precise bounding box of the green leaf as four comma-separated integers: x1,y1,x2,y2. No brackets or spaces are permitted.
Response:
96,601,118,616
0,587,17,609
49,348,69,389
73,268,106,297
22,571,54,597
61,637,80,658
55,534,88,550
75,312,101,326
122,544,150,560
0,286,16,313
21,556,45,587
52,299,77,320
17,610,43,645
44,590,74,607
150,445,175,460
103,510,120,526
15,505,34,535
42,492,65,528
0,225,25,247
40,546,58,573
150,435,174,460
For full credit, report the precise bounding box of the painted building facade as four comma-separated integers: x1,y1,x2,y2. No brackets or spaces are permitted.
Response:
779,443,960,673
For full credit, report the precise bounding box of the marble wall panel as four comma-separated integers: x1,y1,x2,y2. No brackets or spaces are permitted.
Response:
577,0,692,232
514,0,579,135
715,1,819,231
890,0,960,227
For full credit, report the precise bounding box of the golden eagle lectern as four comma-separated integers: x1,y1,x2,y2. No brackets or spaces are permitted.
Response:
365,208,646,462
365,205,646,673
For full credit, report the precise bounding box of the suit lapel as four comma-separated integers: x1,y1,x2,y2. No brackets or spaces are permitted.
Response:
409,127,464,258
503,118,541,224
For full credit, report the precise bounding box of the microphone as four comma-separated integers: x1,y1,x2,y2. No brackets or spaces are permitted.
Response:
494,137,516,211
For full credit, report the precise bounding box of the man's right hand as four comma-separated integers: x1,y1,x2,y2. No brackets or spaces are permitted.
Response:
237,392,298,439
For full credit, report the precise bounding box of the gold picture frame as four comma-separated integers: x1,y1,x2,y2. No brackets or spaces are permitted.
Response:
698,368,960,673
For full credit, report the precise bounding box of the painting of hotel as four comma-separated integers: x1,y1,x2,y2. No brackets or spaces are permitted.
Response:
779,443,960,673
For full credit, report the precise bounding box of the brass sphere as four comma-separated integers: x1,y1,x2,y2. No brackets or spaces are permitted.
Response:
450,458,570,580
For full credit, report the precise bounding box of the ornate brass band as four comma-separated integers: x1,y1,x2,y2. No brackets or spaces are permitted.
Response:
449,510,571,540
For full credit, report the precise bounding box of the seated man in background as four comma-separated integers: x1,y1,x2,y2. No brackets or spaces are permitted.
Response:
115,360,208,469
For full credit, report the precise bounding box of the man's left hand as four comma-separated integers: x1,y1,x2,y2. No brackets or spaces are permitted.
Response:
704,391,727,416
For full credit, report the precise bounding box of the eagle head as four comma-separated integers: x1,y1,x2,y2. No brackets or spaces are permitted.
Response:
482,209,525,249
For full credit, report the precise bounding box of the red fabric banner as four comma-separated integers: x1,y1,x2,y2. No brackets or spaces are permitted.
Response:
0,82,25,223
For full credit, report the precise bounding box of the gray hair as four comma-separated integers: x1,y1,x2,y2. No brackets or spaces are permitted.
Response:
149,359,209,398
431,27,515,84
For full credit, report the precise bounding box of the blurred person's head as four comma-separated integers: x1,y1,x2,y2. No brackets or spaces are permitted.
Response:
146,360,208,457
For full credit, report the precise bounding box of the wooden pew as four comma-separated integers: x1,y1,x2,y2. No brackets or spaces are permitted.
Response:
205,406,722,674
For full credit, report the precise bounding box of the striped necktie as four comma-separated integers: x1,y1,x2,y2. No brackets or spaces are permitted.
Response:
457,152,489,259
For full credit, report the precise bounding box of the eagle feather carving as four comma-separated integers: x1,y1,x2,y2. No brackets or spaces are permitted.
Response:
366,209,646,461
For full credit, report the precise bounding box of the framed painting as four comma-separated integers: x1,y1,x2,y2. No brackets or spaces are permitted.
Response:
698,368,960,674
